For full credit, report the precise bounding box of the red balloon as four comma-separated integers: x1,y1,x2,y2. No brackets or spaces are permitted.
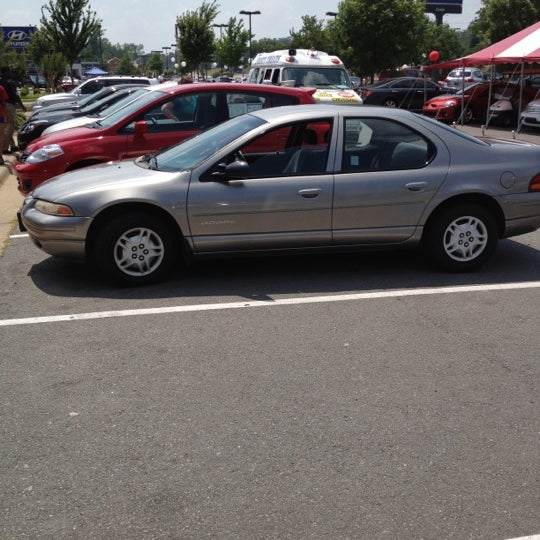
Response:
429,50,440,62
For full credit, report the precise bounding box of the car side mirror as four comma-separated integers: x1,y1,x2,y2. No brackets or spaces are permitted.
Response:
209,160,249,181
134,120,148,136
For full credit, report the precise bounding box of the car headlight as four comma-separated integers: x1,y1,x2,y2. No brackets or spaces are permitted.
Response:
442,100,457,107
26,144,65,163
34,199,74,216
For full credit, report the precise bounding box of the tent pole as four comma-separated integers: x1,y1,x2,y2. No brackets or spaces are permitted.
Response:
516,62,525,133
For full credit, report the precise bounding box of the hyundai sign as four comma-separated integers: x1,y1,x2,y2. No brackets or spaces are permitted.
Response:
1,26,37,50
425,0,463,15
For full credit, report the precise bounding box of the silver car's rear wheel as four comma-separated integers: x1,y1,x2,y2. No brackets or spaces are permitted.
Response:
443,216,488,261
425,204,498,271
94,213,177,285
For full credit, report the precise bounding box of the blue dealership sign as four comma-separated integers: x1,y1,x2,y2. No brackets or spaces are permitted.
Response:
1,26,37,50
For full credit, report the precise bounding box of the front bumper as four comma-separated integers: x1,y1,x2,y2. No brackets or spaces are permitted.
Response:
15,161,65,195
19,203,92,259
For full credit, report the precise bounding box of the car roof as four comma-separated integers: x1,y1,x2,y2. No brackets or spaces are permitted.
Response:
245,103,416,123
147,82,318,99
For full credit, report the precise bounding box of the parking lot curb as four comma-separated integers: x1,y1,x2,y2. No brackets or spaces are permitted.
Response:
0,156,23,255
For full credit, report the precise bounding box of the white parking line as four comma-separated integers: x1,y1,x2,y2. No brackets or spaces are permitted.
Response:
506,535,540,540
2,281,540,327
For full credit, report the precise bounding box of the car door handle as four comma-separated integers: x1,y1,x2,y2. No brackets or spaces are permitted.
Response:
405,182,427,191
298,188,321,198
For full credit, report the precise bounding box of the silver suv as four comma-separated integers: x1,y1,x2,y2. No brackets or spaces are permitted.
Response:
444,68,485,89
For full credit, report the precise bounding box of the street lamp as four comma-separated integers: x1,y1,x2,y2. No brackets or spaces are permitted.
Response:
213,23,229,74
162,46,171,72
212,23,228,39
239,9,261,63
325,11,338,17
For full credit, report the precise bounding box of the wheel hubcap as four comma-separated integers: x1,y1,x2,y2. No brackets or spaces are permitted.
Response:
114,227,164,277
443,216,488,262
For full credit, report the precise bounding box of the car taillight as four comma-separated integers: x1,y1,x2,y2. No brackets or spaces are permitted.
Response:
362,90,373,98
466,78,474,82
528,174,540,191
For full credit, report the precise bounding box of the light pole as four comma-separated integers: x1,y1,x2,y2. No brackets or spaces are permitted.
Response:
239,9,261,64
213,23,229,74
162,46,171,73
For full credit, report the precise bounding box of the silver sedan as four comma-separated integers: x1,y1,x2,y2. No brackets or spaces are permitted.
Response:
19,104,540,285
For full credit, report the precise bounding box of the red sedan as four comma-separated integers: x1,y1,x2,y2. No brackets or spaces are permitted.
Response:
16,83,318,194
422,81,524,124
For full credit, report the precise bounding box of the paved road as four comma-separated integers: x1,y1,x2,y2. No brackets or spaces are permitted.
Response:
1,124,539,539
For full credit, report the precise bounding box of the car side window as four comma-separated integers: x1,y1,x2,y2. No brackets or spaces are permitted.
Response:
340,117,433,172
125,92,219,132
225,92,300,119
202,119,333,180
227,93,266,118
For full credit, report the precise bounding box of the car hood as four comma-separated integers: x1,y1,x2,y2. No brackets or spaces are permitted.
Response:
25,124,102,151
42,116,98,135
30,159,180,204
426,94,460,104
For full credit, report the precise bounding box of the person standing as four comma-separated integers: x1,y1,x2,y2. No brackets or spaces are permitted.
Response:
0,66,27,155
0,81,9,165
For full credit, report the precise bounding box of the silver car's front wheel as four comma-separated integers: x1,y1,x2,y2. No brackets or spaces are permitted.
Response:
425,204,498,272
114,227,165,277
94,213,177,285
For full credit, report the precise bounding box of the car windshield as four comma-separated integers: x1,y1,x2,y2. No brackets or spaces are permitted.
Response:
77,89,108,107
137,114,266,172
88,88,150,119
97,90,166,128
281,67,352,89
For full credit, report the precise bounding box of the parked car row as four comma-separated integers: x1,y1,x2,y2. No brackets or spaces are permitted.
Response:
18,84,150,150
358,77,457,111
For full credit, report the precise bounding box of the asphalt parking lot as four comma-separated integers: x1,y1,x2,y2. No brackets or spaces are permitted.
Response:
1,123,539,539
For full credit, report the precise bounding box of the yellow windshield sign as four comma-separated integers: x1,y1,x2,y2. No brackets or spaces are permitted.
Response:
314,89,362,104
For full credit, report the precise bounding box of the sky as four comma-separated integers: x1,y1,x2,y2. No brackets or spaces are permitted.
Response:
3,0,482,53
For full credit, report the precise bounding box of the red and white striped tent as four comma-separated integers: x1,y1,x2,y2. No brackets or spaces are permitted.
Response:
431,21,540,69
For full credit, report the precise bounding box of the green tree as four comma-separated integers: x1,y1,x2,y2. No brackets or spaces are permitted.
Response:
146,52,164,77
252,37,292,57
289,15,331,51
176,0,219,76
26,28,67,89
39,0,100,75
330,0,427,79
117,53,135,75
420,22,464,66
215,17,250,74
469,0,538,48
41,52,68,89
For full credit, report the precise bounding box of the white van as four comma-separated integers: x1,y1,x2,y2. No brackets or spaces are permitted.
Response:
247,48,362,105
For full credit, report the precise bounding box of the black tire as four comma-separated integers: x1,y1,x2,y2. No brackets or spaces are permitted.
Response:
93,213,177,285
424,204,498,272
383,98,398,108
499,111,513,128
463,108,474,124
